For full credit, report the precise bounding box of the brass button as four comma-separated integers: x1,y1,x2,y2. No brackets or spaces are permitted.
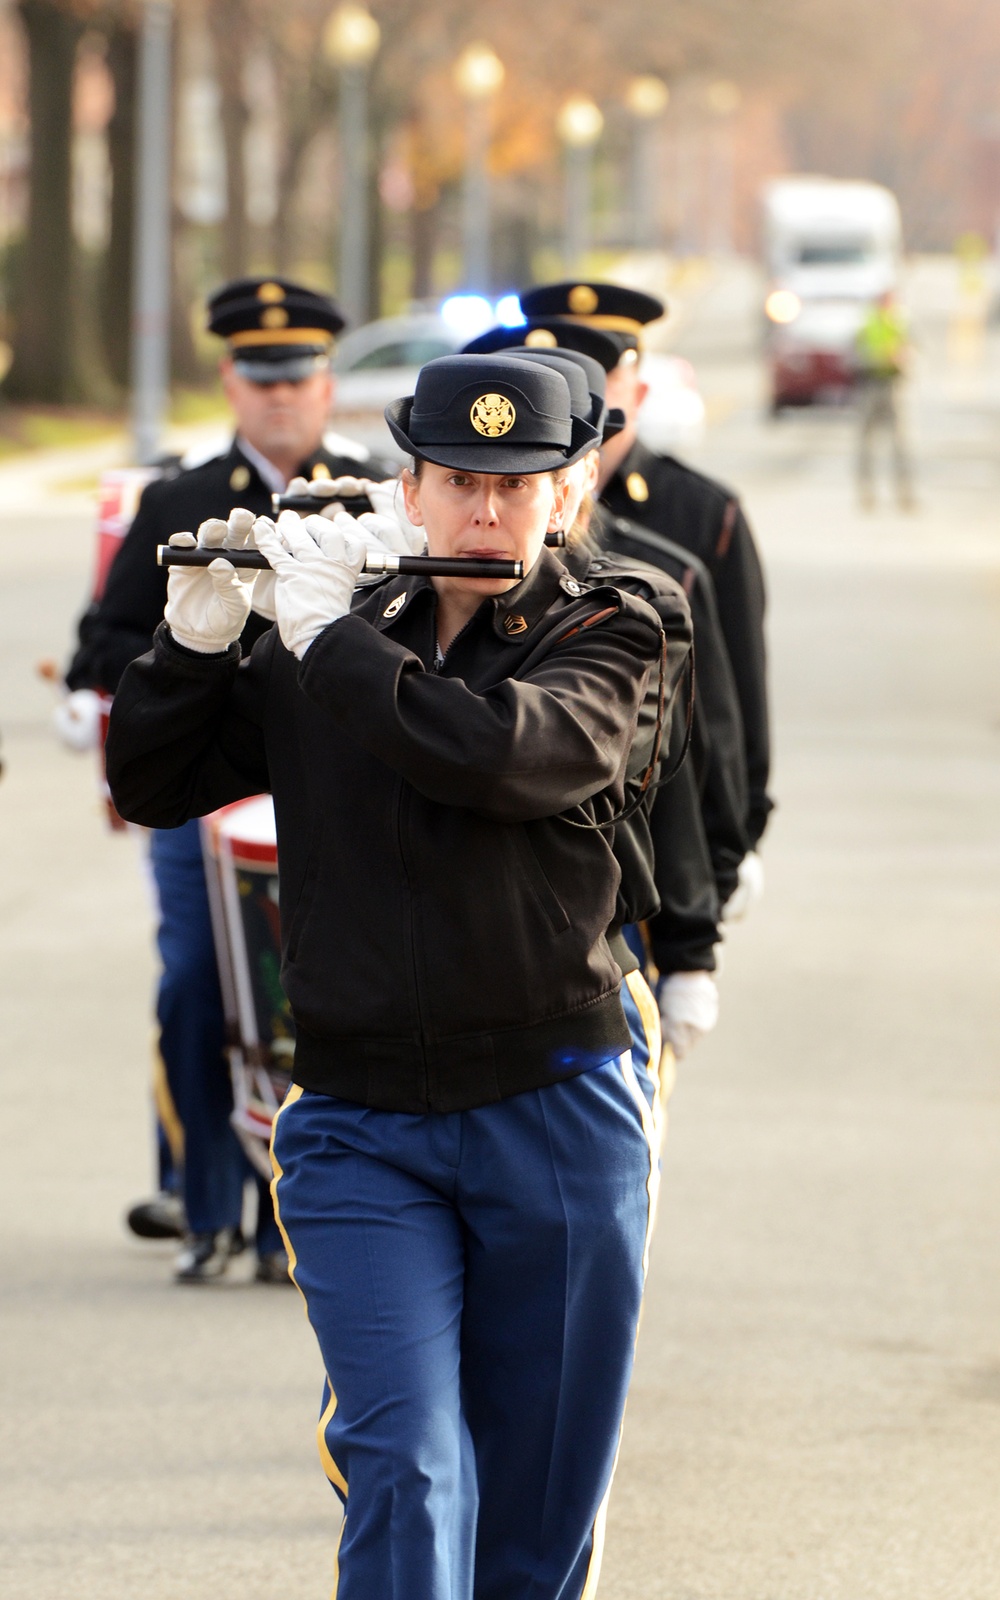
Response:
257,282,285,303
311,464,331,480
503,613,527,635
626,471,649,503
568,284,599,314
229,465,251,491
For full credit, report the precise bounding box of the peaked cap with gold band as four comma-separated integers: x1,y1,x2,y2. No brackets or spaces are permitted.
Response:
459,331,625,440
207,276,346,383
517,281,666,361
463,318,623,375
384,354,600,473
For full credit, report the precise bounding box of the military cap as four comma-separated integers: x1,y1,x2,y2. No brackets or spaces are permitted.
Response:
464,318,623,373
461,340,624,442
517,281,666,354
384,354,600,473
207,277,345,383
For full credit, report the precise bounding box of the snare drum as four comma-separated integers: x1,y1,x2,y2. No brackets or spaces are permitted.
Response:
201,796,294,1178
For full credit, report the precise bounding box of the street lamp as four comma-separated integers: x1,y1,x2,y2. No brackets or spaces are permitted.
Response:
323,3,381,328
130,0,173,465
453,42,505,293
624,75,668,250
557,95,603,273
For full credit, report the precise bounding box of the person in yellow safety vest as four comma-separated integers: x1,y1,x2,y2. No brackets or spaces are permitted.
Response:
855,291,915,511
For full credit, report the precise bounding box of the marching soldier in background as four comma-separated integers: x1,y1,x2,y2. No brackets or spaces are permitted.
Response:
65,277,391,1283
517,281,774,901
462,321,747,1060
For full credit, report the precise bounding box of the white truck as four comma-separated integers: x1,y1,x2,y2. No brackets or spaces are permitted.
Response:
760,176,902,411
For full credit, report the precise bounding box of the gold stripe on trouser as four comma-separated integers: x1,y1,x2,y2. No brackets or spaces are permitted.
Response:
151,1037,184,1165
269,1084,350,1510
623,969,669,1152
578,1043,663,1600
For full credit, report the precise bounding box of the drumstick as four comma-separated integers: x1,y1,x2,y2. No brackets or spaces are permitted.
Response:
157,547,524,580
272,491,374,516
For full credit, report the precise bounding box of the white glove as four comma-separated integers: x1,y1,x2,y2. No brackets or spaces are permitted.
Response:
722,850,765,923
362,480,427,554
163,509,256,654
252,510,366,660
657,971,719,1061
287,475,427,555
53,688,102,752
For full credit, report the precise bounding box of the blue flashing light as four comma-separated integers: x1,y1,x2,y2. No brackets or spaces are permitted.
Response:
440,294,494,339
495,294,526,328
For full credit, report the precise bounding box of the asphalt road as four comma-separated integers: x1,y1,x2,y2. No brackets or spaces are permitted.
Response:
3,257,1000,1599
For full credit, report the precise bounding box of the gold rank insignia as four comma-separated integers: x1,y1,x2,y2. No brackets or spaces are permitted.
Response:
230,465,251,491
568,284,599,314
525,328,558,348
383,594,406,618
626,471,649,503
471,393,516,437
257,282,285,303
261,306,289,329
503,613,527,634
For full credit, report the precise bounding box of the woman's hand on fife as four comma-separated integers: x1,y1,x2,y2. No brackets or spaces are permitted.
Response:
163,509,256,654
252,510,367,660
657,971,719,1062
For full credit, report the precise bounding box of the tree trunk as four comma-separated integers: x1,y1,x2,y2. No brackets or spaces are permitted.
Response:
4,0,88,402
411,199,438,302
100,15,137,393
208,0,251,282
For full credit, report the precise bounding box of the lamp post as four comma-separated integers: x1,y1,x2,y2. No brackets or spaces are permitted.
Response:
557,95,603,273
453,42,504,293
624,75,668,250
705,79,740,256
323,3,381,328
130,0,173,465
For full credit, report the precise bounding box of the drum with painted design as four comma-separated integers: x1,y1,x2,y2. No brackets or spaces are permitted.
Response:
201,795,294,1178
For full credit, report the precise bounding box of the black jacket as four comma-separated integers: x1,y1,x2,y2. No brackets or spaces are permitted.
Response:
601,440,773,846
595,509,749,906
567,538,720,975
65,437,391,695
106,549,690,1114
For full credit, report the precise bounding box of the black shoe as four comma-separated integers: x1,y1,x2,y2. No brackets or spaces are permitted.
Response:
255,1249,293,1285
126,1192,185,1240
174,1226,244,1283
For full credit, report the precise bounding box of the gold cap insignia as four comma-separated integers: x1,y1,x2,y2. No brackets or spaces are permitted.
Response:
503,612,528,635
525,328,558,348
383,594,406,618
261,306,289,329
626,471,649,503
311,464,332,480
230,465,251,491
568,284,599,314
257,282,286,303
471,393,516,438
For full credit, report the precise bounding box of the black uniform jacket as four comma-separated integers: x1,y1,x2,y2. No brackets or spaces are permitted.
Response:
595,508,748,906
106,549,689,1115
568,539,720,976
601,439,773,846
66,438,390,695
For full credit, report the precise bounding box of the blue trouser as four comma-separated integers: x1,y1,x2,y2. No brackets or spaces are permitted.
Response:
271,1045,660,1600
149,821,282,1250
